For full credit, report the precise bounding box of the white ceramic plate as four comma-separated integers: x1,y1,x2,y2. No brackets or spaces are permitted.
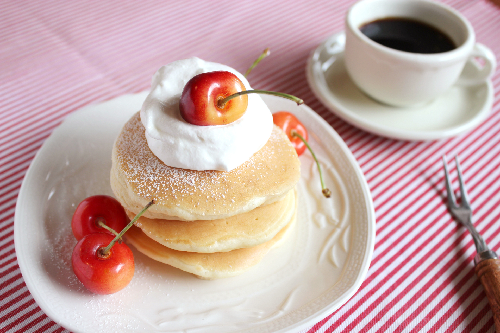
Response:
14,92,375,333
306,32,494,141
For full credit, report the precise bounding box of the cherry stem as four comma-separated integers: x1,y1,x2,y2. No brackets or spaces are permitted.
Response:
291,130,331,198
100,200,155,256
97,220,121,238
218,90,303,109
245,48,270,77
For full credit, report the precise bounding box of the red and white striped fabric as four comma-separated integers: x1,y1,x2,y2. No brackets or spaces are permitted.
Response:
1,0,499,332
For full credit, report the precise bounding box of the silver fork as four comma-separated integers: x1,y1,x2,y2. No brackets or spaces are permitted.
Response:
442,155,500,330
442,156,497,264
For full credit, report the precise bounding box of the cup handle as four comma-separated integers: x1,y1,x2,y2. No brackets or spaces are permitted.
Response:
313,32,346,72
456,43,497,86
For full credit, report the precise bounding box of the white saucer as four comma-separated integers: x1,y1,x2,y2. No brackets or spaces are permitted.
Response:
306,32,494,141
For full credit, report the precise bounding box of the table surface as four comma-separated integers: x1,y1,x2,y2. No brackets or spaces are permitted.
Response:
1,0,500,332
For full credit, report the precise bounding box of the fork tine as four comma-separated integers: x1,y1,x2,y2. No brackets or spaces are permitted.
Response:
442,156,458,208
454,156,471,208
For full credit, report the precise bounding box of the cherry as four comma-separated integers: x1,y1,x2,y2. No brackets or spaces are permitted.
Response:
273,111,331,198
72,233,134,295
272,111,308,156
178,49,270,126
179,71,249,126
71,199,154,294
71,195,128,241
179,71,304,126
178,48,303,126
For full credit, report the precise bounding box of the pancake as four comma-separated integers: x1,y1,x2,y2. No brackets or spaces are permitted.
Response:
127,188,296,253
111,112,300,221
124,207,297,279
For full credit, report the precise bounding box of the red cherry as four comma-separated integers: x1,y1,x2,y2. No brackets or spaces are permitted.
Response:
72,233,134,295
71,195,129,240
179,69,304,127
71,199,154,294
273,111,331,198
179,71,248,126
272,111,308,156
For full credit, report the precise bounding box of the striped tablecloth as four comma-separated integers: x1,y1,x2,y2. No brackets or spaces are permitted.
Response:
1,0,499,332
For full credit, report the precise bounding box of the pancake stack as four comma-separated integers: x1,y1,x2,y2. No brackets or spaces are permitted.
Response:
110,112,300,279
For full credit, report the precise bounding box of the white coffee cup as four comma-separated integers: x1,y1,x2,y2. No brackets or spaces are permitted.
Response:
344,0,497,107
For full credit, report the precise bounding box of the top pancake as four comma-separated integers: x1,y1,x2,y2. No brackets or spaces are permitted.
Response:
111,112,300,221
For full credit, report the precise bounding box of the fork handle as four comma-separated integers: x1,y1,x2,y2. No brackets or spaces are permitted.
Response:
475,258,500,331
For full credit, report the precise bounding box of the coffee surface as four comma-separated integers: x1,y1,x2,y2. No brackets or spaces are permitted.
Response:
360,18,456,54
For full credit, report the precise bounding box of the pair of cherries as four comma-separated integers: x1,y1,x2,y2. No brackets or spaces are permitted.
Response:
71,195,153,294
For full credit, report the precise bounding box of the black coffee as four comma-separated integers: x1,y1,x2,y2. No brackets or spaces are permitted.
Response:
359,18,456,54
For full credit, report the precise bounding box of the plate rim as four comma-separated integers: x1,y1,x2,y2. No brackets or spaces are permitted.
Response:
14,92,375,333
306,31,494,141
264,95,376,333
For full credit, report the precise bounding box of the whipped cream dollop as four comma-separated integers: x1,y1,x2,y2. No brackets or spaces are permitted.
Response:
140,57,273,171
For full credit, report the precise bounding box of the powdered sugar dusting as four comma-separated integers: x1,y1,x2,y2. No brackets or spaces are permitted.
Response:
117,114,224,196
114,113,299,217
